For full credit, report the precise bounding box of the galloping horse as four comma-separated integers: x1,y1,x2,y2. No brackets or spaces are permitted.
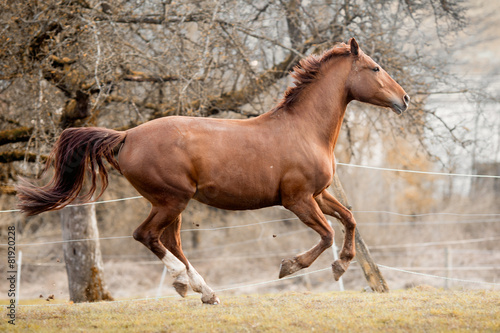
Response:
17,38,409,304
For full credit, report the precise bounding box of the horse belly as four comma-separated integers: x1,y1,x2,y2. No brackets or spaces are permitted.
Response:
193,171,281,210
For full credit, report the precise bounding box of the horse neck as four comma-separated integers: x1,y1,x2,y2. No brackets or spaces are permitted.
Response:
285,58,351,152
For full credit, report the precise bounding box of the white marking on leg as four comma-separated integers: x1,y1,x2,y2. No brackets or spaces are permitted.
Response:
186,264,219,304
160,251,218,304
161,250,188,281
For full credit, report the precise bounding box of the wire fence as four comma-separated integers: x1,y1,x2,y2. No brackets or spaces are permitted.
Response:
1,160,499,215
335,162,500,178
15,260,500,308
4,212,500,306
1,160,499,305
2,215,500,247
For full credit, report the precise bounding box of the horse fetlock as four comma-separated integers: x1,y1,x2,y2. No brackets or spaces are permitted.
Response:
346,218,356,230
340,249,356,261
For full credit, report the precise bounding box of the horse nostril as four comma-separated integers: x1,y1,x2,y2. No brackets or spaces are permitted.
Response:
403,94,410,106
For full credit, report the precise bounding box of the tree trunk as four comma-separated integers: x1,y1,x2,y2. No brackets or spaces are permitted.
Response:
60,203,113,302
330,173,390,292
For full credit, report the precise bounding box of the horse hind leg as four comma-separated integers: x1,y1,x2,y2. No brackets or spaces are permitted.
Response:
132,207,189,297
161,248,190,297
133,201,219,304
159,215,190,298
187,263,219,305
160,214,219,304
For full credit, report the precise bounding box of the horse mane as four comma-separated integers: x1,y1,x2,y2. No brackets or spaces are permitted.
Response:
272,43,352,112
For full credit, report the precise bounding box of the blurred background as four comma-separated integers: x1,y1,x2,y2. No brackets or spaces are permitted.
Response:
0,0,498,301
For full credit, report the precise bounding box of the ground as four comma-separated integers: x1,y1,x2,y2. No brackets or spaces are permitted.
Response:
2,287,499,332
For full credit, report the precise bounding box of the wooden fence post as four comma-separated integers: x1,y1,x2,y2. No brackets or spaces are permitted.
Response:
445,247,452,289
330,173,390,292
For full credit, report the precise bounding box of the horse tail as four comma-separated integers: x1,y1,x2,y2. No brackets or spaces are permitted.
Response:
16,127,127,216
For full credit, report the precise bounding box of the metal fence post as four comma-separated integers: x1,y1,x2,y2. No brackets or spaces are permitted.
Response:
157,266,168,298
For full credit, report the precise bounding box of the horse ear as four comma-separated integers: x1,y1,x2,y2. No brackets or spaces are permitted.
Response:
349,38,359,56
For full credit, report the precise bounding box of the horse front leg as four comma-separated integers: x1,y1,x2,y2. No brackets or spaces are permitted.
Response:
279,196,334,278
315,190,356,280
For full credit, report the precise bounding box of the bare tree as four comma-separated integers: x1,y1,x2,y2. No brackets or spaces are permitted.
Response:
0,0,471,299
60,203,113,302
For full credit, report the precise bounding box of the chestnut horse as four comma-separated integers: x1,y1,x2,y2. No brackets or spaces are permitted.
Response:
17,38,409,304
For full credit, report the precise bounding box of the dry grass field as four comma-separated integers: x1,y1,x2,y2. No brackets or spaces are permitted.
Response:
2,287,499,332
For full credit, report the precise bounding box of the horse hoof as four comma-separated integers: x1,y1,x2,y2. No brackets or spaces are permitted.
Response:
173,281,189,298
202,294,220,305
279,258,303,278
332,260,349,281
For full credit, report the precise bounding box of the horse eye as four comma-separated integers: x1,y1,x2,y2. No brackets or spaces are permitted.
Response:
372,67,380,72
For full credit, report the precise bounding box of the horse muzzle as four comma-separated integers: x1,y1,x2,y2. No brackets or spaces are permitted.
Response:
392,94,410,115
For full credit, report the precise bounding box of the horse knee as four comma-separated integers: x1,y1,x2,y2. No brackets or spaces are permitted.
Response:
344,212,356,230
340,242,356,261
322,230,334,248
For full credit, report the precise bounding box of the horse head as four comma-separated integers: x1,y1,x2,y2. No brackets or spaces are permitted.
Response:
346,38,410,115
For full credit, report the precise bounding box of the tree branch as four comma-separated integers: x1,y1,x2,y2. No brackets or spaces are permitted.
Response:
155,51,297,119
92,13,207,25
0,151,48,164
106,51,298,131
122,72,179,83
0,185,16,195
0,127,34,146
